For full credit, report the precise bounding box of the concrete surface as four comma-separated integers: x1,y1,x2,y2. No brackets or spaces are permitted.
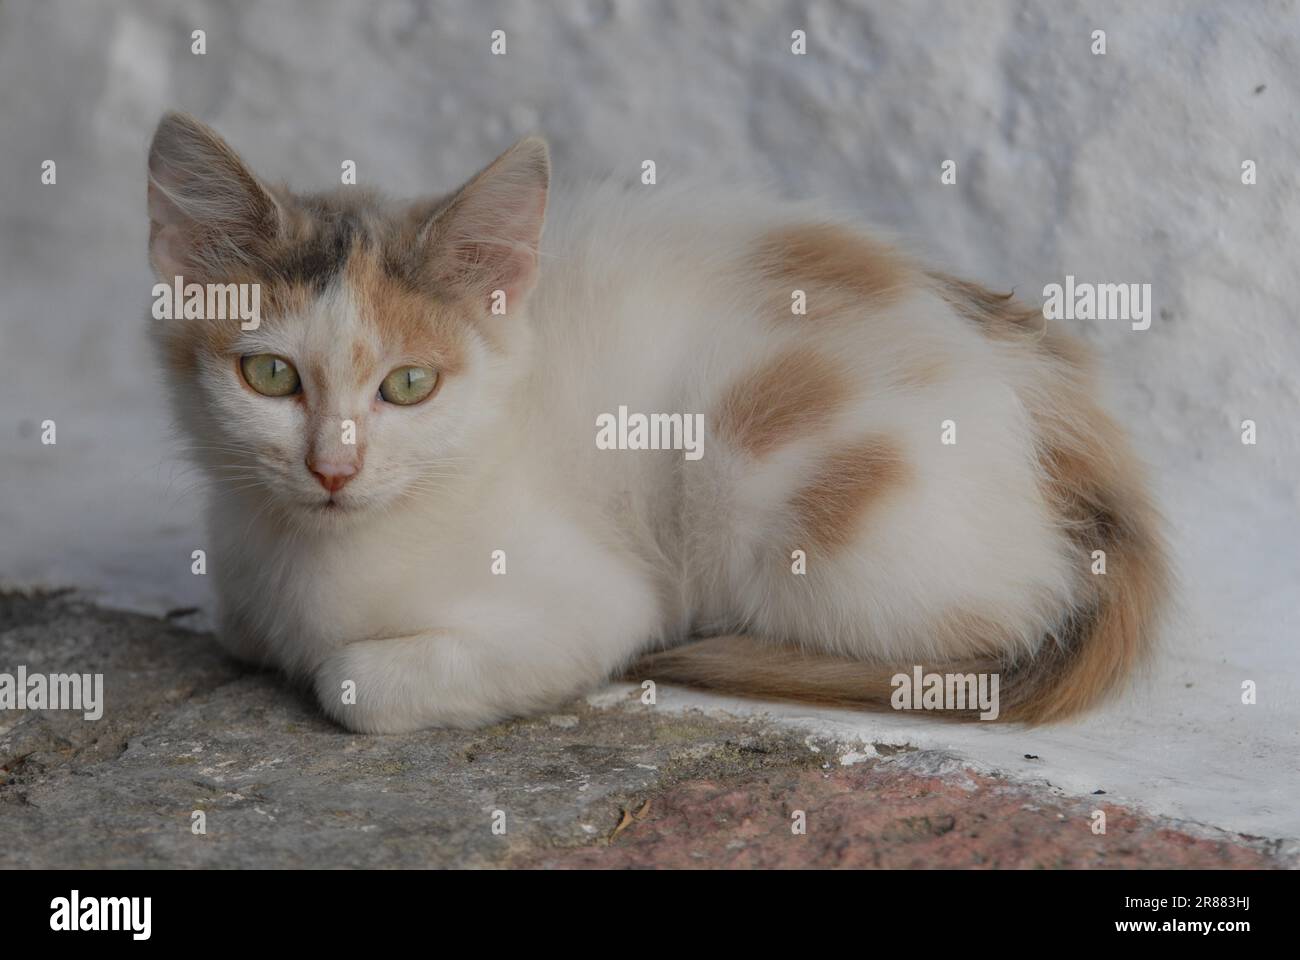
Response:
0,590,1289,869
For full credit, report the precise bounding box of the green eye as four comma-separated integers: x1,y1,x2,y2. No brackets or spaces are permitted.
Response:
240,354,300,397
379,365,438,405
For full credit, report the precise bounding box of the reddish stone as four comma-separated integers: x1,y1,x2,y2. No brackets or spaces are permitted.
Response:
526,760,1279,869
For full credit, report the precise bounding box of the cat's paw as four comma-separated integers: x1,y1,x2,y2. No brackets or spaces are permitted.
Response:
313,634,518,733
312,642,425,734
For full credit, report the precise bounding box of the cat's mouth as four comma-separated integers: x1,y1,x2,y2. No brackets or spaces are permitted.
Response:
309,497,359,515
296,488,387,519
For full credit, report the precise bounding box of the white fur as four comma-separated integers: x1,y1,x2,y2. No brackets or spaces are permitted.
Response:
167,173,1078,733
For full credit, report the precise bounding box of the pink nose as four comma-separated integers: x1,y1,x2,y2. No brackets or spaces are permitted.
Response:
307,458,358,494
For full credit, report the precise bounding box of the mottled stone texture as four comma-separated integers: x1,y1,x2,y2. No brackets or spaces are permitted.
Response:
0,591,1286,869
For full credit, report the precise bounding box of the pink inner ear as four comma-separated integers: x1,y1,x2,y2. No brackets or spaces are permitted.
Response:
492,246,539,307
151,224,192,278
147,179,190,227
148,177,198,278
433,174,547,303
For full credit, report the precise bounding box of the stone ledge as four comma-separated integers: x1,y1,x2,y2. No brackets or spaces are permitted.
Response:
0,590,1286,869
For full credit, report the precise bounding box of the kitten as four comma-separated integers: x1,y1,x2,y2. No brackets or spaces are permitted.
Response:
147,112,1167,733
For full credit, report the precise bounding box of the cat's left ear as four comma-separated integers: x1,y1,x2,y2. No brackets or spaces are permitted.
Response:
147,112,283,283
421,137,550,307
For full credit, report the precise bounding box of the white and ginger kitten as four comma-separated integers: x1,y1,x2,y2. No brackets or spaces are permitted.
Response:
148,112,1167,733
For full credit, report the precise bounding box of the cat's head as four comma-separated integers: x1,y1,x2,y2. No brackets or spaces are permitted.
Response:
147,112,548,522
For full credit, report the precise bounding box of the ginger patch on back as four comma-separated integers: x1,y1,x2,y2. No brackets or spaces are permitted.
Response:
752,223,911,323
790,437,910,553
713,347,848,458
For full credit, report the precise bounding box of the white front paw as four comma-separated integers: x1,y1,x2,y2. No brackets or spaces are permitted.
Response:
313,635,515,733
313,643,416,734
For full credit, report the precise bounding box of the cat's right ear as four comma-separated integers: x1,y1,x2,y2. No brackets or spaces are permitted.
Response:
147,112,282,282
419,136,550,307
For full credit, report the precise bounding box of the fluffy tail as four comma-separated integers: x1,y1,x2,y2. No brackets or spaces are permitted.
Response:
629,585,1157,724
630,637,1000,719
